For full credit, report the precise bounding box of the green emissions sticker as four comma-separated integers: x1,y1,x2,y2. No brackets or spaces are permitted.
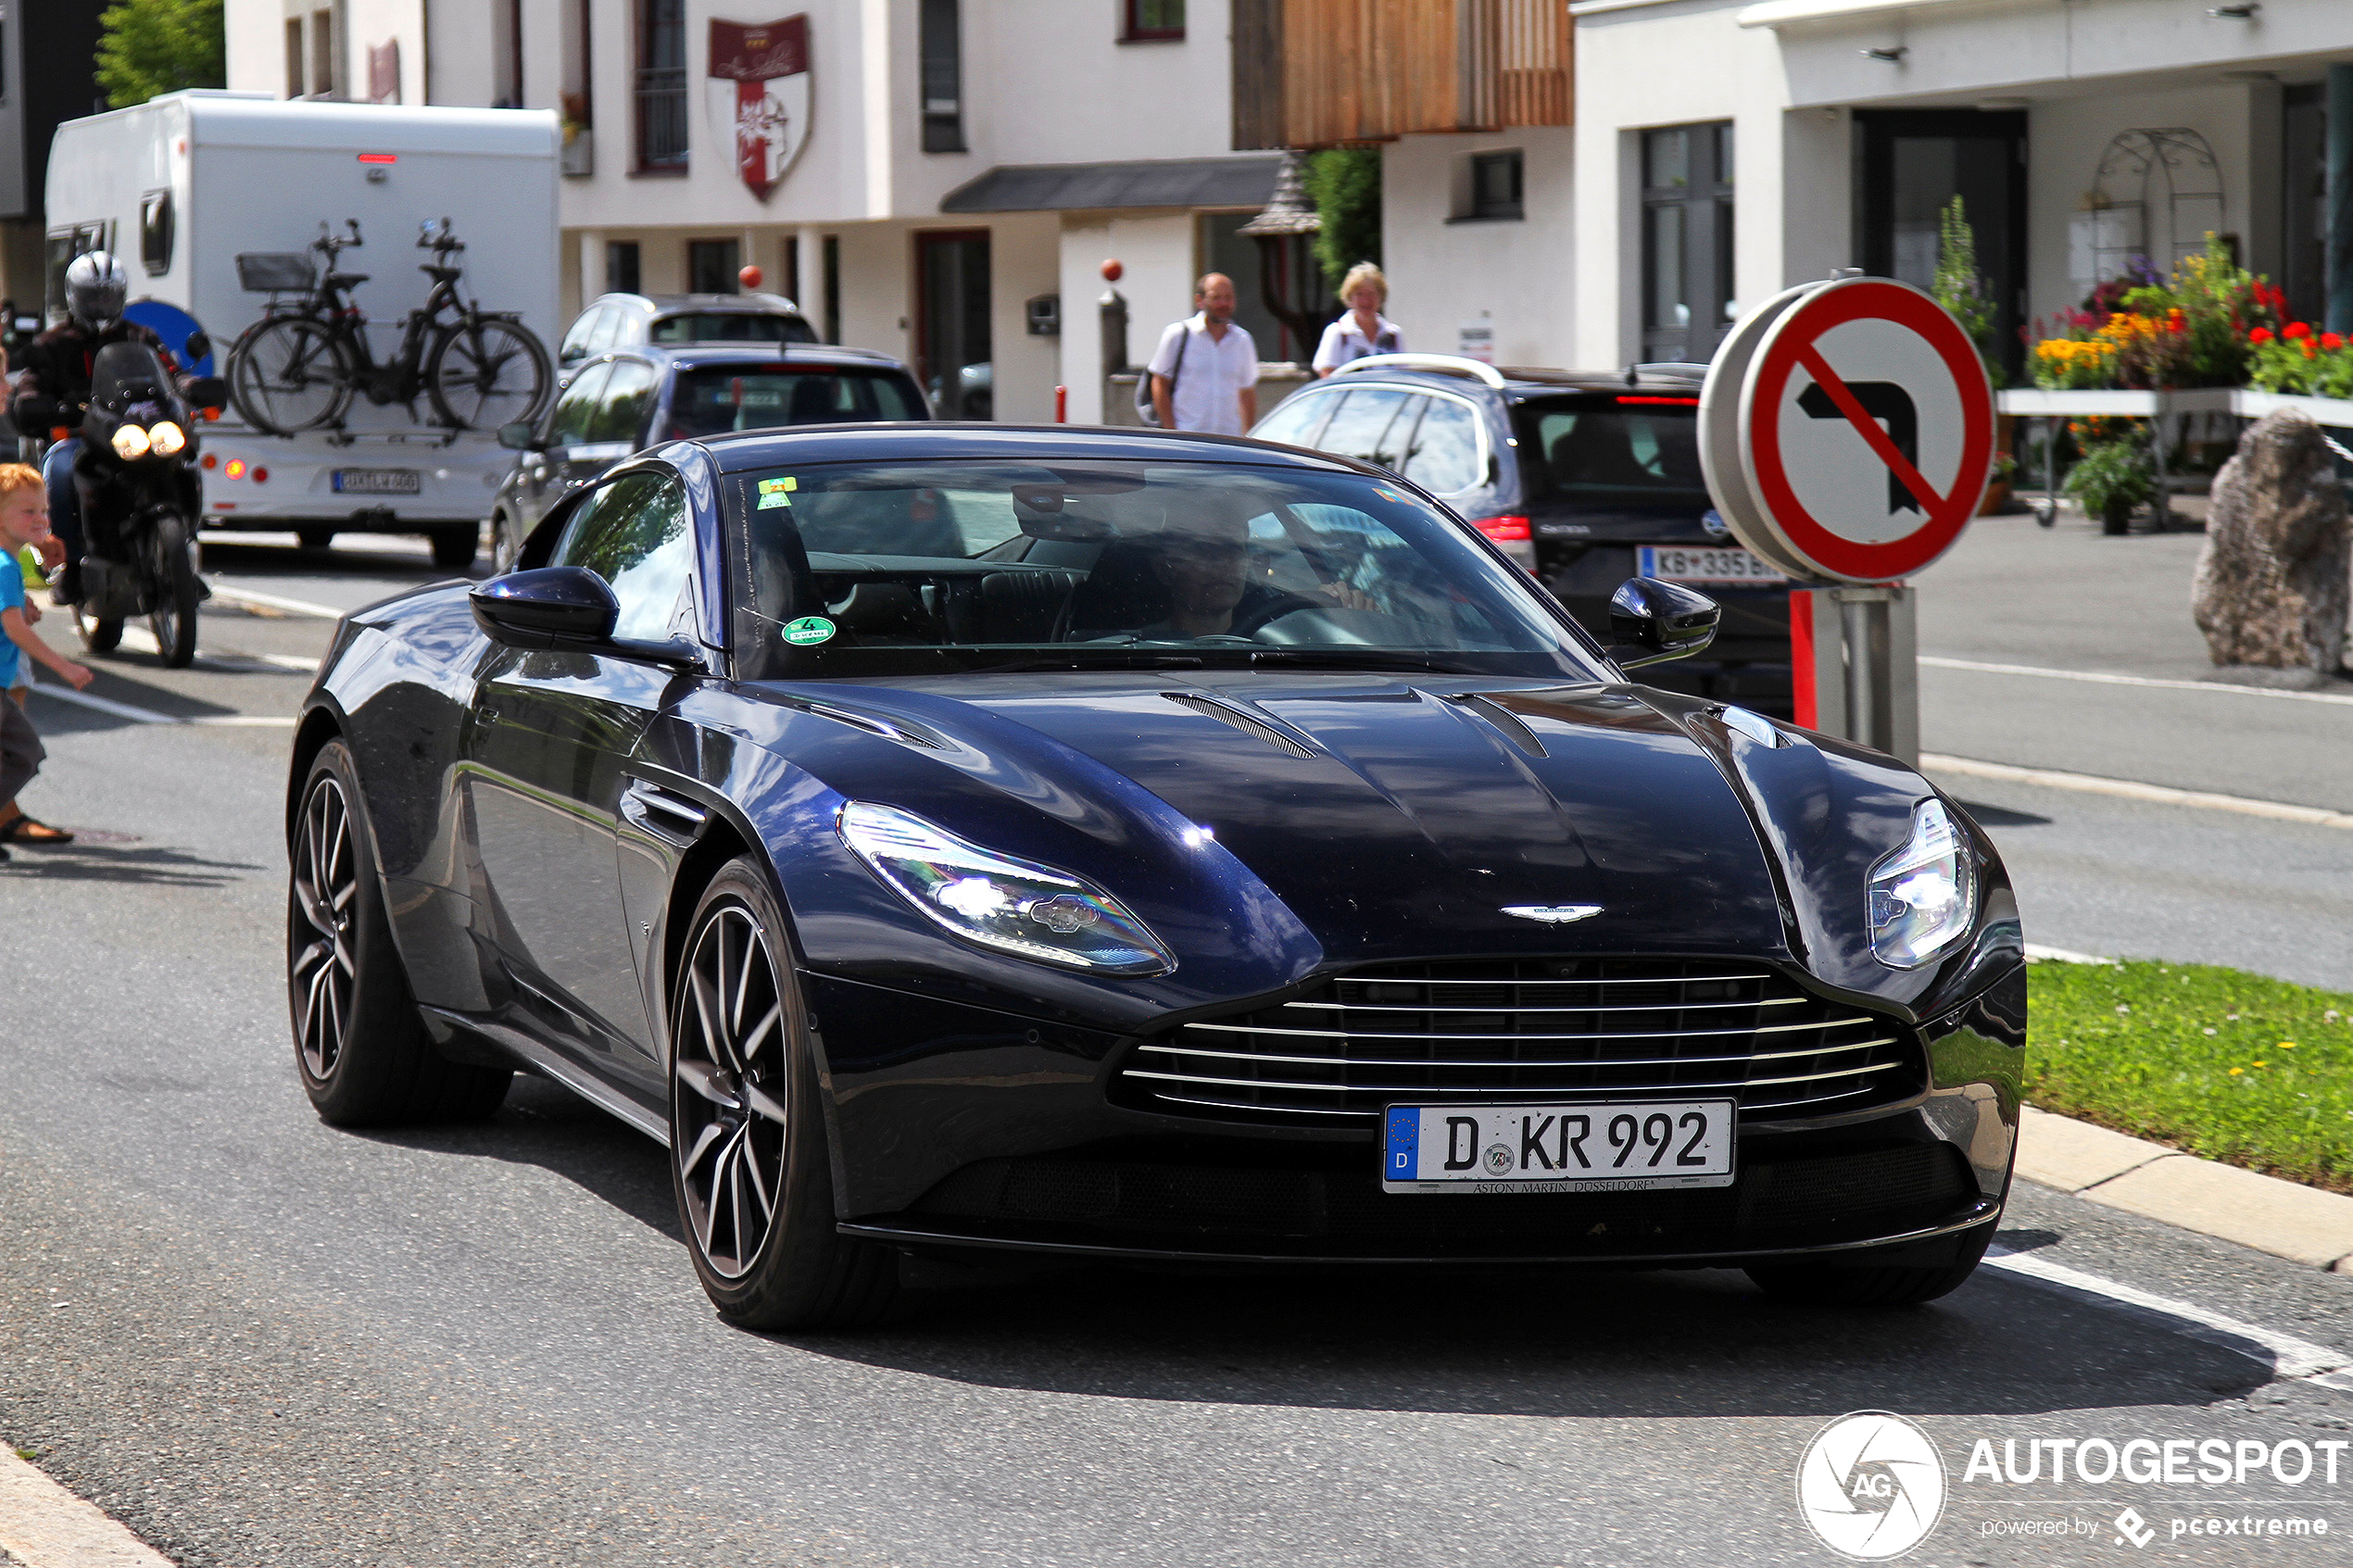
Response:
757,475,798,509
782,615,836,646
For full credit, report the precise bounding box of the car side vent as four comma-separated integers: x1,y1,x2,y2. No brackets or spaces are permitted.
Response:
791,698,950,751
1161,693,1318,760
1448,693,1546,758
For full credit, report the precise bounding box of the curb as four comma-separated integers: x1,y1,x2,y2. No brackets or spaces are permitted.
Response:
0,1448,171,1567
2016,1104,2353,1274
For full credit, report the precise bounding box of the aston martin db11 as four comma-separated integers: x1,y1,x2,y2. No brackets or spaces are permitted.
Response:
285,423,2025,1330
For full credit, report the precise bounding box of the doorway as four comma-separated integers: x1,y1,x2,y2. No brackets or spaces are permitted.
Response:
915,230,992,420
1856,110,2027,379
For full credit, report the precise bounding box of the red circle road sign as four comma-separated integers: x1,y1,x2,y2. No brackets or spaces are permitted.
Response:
1733,278,1994,583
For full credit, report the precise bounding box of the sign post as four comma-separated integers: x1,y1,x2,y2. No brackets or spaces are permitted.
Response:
1698,275,1994,763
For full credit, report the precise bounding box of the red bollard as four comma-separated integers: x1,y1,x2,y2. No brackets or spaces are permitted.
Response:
1054,384,1067,423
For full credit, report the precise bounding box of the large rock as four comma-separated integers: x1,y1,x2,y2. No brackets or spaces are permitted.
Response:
2192,410,2349,672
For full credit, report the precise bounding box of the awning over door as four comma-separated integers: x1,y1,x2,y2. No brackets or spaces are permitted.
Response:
939,157,1284,214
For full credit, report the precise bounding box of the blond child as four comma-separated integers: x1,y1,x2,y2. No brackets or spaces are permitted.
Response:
0,463,92,855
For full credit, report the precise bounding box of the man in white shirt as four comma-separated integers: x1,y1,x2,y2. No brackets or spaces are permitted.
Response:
1148,274,1259,435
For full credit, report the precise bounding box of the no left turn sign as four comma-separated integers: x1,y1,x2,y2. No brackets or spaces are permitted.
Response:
1699,278,1994,584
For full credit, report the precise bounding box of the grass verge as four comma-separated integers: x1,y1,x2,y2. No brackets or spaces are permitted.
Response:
2028,959,2353,1195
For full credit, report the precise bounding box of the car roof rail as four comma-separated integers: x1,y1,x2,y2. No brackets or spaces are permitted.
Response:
1333,353,1508,390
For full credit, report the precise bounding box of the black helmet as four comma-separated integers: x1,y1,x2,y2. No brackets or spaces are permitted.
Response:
65,251,130,332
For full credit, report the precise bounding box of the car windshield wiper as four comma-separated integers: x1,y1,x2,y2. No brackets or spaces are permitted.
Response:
1246,648,1481,674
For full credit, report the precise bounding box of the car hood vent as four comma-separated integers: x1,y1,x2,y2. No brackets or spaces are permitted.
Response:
1161,693,1319,759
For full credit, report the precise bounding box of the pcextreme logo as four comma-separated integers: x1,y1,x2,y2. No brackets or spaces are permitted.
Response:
1796,1411,1948,1561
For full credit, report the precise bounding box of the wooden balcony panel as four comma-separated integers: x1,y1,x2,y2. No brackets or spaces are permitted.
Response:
1235,0,1570,150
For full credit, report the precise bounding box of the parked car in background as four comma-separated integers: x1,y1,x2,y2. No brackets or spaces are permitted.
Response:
555,293,821,382
489,343,926,569
1249,356,1793,719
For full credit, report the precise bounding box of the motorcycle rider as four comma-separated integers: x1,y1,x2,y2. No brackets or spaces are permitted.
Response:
7,254,178,605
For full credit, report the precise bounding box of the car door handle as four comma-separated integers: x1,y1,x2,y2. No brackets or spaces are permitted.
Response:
621,779,708,845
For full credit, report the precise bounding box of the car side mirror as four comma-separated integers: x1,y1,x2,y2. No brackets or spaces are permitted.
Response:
470,567,617,647
1605,576,1719,668
497,420,540,451
182,375,230,409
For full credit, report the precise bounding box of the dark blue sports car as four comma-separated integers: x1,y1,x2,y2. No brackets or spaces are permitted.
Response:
285,423,2025,1330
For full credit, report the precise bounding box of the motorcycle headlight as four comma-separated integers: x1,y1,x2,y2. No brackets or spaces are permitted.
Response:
147,421,186,457
1866,798,1976,969
839,800,1175,975
111,422,152,460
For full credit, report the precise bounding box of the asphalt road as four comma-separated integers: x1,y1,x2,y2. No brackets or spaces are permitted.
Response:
2,531,2348,1566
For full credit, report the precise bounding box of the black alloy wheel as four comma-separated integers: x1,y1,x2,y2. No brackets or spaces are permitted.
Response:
669,858,899,1329
287,740,511,1124
147,512,201,668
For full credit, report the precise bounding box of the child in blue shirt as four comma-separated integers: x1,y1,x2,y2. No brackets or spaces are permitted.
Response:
0,463,94,858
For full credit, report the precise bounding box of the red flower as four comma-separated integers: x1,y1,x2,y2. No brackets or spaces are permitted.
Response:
2249,327,2274,345
2303,341,2319,359
2285,321,2312,340
2327,332,2347,351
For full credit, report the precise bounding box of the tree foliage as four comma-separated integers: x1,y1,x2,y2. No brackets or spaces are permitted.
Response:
1303,148,1382,296
97,0,225,110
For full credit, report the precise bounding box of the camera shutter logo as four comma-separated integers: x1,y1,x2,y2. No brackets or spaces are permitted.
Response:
1795,1411,1946,1561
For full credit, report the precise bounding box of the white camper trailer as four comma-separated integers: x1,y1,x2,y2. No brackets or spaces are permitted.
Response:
44,92,559,568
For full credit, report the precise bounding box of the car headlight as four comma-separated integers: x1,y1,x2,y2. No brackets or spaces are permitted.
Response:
148,420,186,457
110,423,152,460
1866,798,1975,969
838,800,1175,975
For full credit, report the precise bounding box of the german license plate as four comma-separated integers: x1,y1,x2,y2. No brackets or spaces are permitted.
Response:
1637,545,1783,583
1382,1099,1736,1193
332,468,422,495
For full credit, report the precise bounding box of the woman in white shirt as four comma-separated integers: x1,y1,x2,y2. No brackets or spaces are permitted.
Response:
1312,263,1403,377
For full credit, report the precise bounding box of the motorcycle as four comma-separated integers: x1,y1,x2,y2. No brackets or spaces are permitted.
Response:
69,342,228,667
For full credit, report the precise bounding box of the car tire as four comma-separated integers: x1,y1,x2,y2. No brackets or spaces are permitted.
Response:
296,526,335,551
1743,1221,1994,1309
669,857,900,1332
489,512,521,574
288,740,512,1126
430,527,479,571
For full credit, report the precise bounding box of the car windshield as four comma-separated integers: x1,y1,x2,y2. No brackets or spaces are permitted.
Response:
667,368,926,439
724,458,1608,680
1511,396,1709,508
651,312,821,347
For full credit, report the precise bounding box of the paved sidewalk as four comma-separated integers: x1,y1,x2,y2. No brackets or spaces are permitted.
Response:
2017,1104,2353,1273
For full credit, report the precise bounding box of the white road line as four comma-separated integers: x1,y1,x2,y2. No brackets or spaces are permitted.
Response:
1923,753,2353,830
0,1447,173,1566
1985,1247,2353,1389
204,584,347,620
29,684,297,729
114,624,319,673
1921,654,2353,708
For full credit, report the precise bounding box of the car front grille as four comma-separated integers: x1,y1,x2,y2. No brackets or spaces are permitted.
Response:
1115,958,1921,1126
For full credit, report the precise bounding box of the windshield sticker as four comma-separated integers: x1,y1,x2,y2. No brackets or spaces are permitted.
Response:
782,615,836,646
757,475,798,509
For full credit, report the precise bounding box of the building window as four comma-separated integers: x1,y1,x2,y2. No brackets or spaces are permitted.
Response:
636,0,688,171
1124,0,1185,41
310,9,335,99
607,240,642,295
494,0,524,107
688,239,741,295
284,18,305,97
920,0,964,154
822,235,841,343
1465,150,1524,221
1641,121,1734,363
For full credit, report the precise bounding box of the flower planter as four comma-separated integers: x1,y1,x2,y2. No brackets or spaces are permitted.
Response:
2232,391,2353,429
1997,389,2235,530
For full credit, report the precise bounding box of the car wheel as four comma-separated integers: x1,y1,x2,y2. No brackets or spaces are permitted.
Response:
669,857,899,1331
1743,1221,1994,1309
489,513,521,574
288,740,512,1125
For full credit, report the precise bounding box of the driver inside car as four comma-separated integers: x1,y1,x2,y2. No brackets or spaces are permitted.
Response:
1136,508,1382,641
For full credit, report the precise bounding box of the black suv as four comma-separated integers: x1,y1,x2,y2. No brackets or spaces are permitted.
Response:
1249,357,1792,718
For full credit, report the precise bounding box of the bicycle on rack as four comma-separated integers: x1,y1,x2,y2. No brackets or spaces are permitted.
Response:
226,218,552,436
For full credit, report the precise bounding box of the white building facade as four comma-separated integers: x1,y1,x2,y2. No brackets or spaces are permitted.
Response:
221,1,1290,423
1570,0,2353,380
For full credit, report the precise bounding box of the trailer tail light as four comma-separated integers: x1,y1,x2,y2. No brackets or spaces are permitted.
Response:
201,453,217,470
223,458,246,480
251,466,270,483
1470,515,1531,543
358,153,397,165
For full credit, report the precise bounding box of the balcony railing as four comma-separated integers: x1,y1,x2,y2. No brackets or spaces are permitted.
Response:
635,67,688,170
1233,0,1572,151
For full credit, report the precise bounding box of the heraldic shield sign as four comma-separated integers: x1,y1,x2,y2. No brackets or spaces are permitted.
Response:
708,16,812,200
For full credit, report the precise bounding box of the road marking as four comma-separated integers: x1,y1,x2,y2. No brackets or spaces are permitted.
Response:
1921,654,2353,709
205,584,347,620
1923,753,2353,830
114,623,319,673
1985,1246,2353,1389
30,684,297,729
0,1447,174,1566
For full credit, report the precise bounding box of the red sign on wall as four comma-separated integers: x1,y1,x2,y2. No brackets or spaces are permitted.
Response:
708,16,812,200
